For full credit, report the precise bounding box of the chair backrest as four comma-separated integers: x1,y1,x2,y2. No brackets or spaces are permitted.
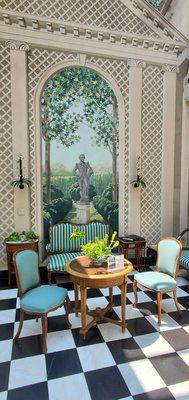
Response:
156,237,182,278
49,221,109,253
13,250,40,296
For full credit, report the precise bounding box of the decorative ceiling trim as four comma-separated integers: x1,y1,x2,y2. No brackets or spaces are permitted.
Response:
5,39,30,51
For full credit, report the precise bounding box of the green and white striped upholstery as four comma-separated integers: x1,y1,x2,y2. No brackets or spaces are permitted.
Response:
48,252,83,272
49,222,109,253
180,250,189,270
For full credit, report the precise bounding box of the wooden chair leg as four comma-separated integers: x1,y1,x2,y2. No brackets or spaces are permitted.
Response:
48,271,52,285
133,279,138,308
64,295,72,328
41,315,48,353
157,292,162,325
173,289,182,315
109,287,113,310
14,309,24,340
74,284,79,317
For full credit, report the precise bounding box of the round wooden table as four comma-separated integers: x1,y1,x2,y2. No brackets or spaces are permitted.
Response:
66,256,133,338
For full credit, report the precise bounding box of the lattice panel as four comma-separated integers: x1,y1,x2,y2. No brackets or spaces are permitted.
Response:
87,56,129,231
141,65,163,244
28,49,78,230
1,0,157,37
0,44,14,268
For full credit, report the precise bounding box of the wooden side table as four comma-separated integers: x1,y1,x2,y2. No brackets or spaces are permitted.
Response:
5,240,39,286
119,238,146,271
66,255,133,339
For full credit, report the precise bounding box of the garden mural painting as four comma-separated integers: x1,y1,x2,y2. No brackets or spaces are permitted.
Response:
41,67,119,249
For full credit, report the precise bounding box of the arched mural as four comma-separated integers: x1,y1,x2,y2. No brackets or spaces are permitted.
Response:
41,67,119,249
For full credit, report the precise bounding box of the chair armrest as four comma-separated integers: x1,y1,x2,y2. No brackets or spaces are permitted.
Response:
177,228,189,240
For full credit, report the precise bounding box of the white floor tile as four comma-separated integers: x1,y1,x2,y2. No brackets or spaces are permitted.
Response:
117,397,133,400
67,290,75,301
13,319,42,338
98,323,131,342
77,342,115,372
86,296,108,310
48,305,65,318
161,298,185,313
146,314,181,331
48,373,91,400
100,286,121,296
167,287,189,297
47,329,75,353
183,325,189,334
16,297,20,309
9,355,47,389
0,309,16,324
114,304,143,320
0,289,17,300
0,339,12,362
0,392,7,400
177,349,189,366
177,276,189,286
134,332,174,358
118,358,166,396
168,381,189,400
69,313,93,329
127,291,152,304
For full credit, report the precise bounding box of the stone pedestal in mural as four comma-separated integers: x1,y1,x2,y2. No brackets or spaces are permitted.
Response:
76,203,90,224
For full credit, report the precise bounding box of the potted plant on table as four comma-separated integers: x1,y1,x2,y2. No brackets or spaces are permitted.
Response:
70,230,119,265
4,230,39,243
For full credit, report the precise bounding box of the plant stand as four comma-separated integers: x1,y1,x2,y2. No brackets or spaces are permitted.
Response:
5,240,39,286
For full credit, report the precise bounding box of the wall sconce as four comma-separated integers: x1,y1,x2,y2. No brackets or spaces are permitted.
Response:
11,155,31,189
131,156,146,188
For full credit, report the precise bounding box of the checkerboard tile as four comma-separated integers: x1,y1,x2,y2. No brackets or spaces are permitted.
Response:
0,270,189,400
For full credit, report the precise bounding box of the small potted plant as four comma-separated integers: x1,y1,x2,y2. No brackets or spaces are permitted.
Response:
70,230,119,265
4,230,39,243
131,156,146,188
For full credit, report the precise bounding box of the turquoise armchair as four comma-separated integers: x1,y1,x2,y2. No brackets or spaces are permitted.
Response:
133,237,182,324
13,250,71,353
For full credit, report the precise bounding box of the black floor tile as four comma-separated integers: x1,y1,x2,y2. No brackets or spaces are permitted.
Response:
46,348,82,379
107,337,145,364
161,328,189,351
180,285,189,294
87,288,103,298
133,387,175,400
72,326,104,347
127,283,141,293
150,352,189,385
105,294,131,306
47,315,70,332
137,301,159,316
0,361,10,391
177,297,189,309
146,292,170,301
168,309,189,326
0,323,14,341
12,335,43,359
0,298,17,310
7,382,49,400
127,317,156,336
15,309,35,322
85,366,131,400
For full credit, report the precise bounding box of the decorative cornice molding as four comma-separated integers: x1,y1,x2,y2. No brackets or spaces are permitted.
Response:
162,64,179,73
127,59,146,68
5,40,29,51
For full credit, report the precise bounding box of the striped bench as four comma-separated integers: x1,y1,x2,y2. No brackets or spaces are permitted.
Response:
47,221,109,284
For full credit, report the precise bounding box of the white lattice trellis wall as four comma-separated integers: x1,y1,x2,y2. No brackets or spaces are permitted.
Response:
141,65,163,243
1,0,157,37
28,49,129,232
0,43,14,268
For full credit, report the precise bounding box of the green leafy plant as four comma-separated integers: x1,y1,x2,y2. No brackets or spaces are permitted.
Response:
4,230,38,243
70,229,86,240
80,231,119,260
131,156,146,189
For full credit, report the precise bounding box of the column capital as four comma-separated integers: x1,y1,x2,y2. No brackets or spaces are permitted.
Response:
161,64,179,74
127,59,146,68
5,40,30,52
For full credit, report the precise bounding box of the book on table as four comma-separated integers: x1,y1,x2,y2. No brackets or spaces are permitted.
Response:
107,255,125,272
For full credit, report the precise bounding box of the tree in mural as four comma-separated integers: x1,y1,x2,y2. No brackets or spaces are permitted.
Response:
41,67,119,202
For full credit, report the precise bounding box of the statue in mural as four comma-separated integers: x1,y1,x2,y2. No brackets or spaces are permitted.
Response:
73,154,93,204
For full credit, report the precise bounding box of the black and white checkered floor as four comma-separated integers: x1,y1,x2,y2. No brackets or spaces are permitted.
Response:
1,269,189,400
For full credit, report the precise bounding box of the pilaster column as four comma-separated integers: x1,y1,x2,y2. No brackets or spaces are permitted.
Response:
6,40,31,231
128,59,146,235
161,64,177,236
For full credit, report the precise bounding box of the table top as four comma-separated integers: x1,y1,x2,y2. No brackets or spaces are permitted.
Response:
66,255,133,280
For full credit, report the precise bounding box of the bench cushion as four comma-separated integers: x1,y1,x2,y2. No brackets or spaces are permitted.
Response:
50,222,109,252
48,252,82,272
180,250,189,270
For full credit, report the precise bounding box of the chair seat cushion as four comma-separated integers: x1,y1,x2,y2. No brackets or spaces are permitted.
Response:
48,252,82,272
135,271,177,292
180,250,189,270
20,285,67,313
